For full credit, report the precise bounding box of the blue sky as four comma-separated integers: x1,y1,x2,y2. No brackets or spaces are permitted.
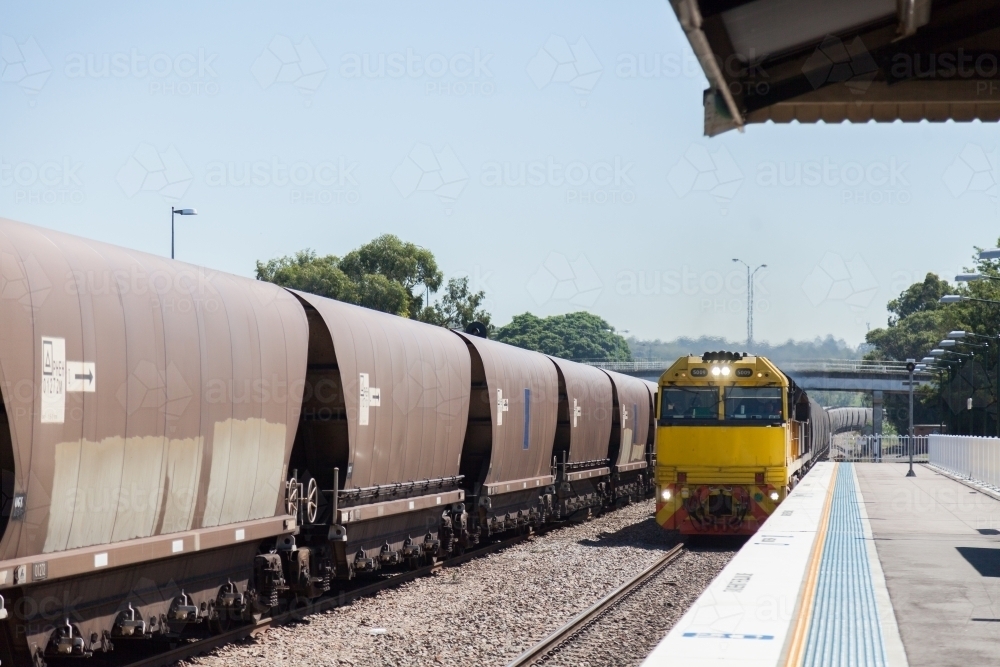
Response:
2,0,998,347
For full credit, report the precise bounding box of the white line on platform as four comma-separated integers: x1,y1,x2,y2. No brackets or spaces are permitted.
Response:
856,469,909,667
642,463,836,667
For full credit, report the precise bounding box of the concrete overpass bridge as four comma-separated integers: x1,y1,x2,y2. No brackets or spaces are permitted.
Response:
585,359,931,435
584,359,930,393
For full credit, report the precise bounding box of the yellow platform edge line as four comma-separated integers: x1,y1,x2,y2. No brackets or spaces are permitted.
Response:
781,463,840,667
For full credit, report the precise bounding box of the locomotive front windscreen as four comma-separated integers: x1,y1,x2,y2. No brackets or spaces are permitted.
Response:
724,387,783,422
660,387,718,421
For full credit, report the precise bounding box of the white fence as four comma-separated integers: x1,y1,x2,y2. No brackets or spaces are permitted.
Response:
928,435,1000,490
830,434,929,462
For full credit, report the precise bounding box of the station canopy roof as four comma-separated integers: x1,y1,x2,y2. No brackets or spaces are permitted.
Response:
669,0,1000,135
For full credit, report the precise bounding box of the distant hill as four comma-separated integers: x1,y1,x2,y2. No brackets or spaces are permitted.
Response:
628,335,867,365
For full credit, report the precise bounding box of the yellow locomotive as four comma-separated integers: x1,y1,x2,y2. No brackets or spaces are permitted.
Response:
654,351,829,535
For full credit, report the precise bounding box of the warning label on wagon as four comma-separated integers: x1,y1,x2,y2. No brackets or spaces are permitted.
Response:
41,336,65,424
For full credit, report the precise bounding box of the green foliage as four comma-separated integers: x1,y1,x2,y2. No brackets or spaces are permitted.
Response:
885,273,955,324
864,243,1000,435
256,235,445,318
338,235,442,318
863,274,957,362
416,276,492,330
494,312,632,361
255,249,359,302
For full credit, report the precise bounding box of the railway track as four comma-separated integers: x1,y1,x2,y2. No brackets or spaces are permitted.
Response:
122,533,532,667
507,543,685,667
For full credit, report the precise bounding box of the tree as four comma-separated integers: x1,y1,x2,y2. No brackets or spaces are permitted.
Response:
864,242,1000,435
864,273,956,362
256,235,443,318
494,312,632,361
417,276,492,330
338,235,442,318
255,250,357,302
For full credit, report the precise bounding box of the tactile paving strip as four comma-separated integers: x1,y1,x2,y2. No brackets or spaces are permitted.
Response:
802,463,887,667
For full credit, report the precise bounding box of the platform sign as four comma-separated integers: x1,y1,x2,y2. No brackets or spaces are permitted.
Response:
40,336,65,424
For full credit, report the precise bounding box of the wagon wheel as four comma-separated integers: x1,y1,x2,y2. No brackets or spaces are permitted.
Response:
304,477,319,524
286,476,300,517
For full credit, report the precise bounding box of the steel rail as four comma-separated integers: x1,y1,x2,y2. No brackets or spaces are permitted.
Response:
506,543,685,667
122,533,532,667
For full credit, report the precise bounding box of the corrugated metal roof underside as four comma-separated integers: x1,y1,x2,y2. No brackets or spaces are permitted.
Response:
803,463,887,667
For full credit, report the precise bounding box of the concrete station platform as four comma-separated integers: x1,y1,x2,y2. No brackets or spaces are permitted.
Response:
642,462,1000,667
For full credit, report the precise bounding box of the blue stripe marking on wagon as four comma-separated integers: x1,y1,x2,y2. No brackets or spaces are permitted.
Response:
802,463,887,667
523,388,531,450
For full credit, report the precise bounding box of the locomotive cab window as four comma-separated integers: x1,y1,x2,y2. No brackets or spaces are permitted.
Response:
660,387,719,421
724,387,783,422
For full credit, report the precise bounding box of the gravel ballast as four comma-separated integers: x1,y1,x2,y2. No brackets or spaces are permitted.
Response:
529,549,735,667
180,500,736,667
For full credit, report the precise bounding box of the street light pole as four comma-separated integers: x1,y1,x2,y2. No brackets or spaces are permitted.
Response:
906,359,916,477
171,207,198,259
732,258,767,348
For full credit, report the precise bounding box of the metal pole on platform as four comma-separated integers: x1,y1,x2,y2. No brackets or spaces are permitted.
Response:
906,359,916,477
995,336,999,438
971,351,976,436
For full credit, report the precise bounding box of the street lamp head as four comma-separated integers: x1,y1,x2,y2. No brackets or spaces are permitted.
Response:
949,330,968,338
956,274,983,282
732,258,739,262
760,264,768,268
175,208,197,216
939,295,964,304
979,249,1000,260
921,357,936,363
929,349,945,356
939,340,956,347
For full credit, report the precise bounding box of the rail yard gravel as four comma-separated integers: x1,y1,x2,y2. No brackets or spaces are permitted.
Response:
178,500,736,667
524,548,735,667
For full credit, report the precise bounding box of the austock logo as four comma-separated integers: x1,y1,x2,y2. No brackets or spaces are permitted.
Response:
252,35,327,98
802,253,878,318
116,143,193,202
205,157,361,205
64,48,220,96
667,144,743,213
943,143,998,205
0,251,52,310
527,35,602,100
479,157,635,205
392,143,468,210
0,35,51,101
756,157,911,205
1,157,86,205
339,47,495,97
802,35,877,94
527,253,602,308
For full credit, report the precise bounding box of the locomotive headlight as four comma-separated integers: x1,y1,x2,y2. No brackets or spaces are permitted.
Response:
711,366,721,376
769,491,780,501
661,488,672,501
721,366,731,376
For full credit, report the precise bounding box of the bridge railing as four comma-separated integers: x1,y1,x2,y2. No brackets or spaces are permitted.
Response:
581,360,672,372
583,358,930,376
782,359,929,376
830,433,929,462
